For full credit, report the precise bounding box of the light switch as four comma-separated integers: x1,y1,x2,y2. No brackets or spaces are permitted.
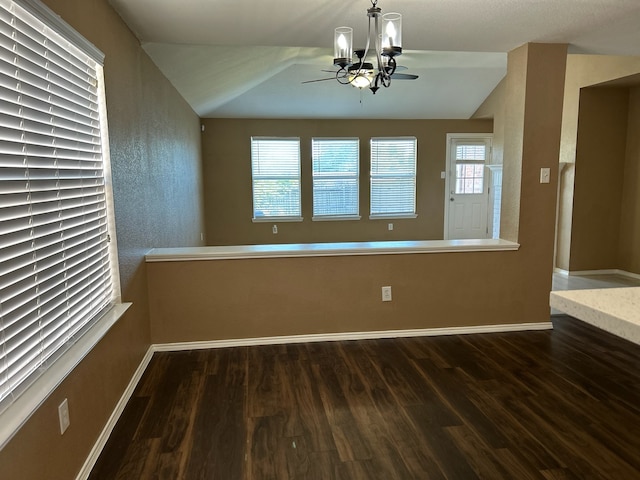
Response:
540,167,550,184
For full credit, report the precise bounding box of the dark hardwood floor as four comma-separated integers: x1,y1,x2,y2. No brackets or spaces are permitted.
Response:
89,316,640,479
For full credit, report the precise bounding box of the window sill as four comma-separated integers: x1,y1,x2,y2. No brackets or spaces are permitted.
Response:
146,239,520,262
0,302,132,450
252,216,303,223
369,214,418,220
312,215,362,222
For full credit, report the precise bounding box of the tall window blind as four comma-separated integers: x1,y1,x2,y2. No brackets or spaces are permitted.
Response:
370,137,417,217
312,138,359,219
251,137,301,220
0,0,113,408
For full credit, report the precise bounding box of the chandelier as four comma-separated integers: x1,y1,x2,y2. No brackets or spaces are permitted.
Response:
333,0,403,94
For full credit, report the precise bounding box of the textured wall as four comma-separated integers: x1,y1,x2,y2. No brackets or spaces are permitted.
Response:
570,88,628,271
619,87,640,274
556,55,640,270
0,0,204,479
202,118,493,245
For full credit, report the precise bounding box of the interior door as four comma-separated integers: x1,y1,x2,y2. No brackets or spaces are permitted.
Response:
446,137,491,239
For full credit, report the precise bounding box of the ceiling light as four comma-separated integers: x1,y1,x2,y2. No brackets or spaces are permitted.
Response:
333,0,403,94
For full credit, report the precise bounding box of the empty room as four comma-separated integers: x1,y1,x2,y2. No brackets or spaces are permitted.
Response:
1,0,640,479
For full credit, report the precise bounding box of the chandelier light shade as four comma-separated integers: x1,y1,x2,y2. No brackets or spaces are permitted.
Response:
334,27,353,66
332,0,404,94
382,12,402,55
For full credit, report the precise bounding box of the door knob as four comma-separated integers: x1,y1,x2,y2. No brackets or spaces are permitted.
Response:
450,197,454,201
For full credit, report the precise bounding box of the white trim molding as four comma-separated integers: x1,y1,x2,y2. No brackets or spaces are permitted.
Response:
153,322,553,352
75,346,155,480
555,268,640,281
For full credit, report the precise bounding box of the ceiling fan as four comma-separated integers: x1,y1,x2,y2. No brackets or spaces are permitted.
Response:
303,0,419,94
303,49,419,92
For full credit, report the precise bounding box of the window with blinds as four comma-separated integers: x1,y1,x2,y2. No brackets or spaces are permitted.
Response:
454,142,486,194
251,137,301,220
0,0,114,410
312,138,359,220
370,137,417,218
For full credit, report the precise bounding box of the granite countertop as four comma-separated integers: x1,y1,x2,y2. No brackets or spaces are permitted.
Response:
550,287,640,345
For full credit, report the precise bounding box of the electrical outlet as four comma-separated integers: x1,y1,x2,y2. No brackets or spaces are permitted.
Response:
272,224,278,234
58,398,70,435
388,223,393,231
381,286,392,302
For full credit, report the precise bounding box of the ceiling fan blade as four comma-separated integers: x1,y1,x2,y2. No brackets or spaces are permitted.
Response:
391,73,419,80
302,77,335,84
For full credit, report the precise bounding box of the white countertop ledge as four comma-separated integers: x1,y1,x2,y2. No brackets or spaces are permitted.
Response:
146,239,520,262
550,287,640,346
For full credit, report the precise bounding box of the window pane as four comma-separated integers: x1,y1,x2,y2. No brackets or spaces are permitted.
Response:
370,137,416,216
455,162,485,194
312,138,359,217
251,137,301,218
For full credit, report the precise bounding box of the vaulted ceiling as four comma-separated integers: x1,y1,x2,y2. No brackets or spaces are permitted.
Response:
109,0,640,119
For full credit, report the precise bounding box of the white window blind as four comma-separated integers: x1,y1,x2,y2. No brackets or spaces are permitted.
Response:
251,137,301,220
0,0,113,409
312,138,359,219
370,137,417,217
454,142,486,194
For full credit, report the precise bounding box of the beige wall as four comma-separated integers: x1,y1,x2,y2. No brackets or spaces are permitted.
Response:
556,55,640,270
202,119,493,245
569,88,628,271
0,1,205,479
620,86,640,273
149,43,568,347
473,77,505,166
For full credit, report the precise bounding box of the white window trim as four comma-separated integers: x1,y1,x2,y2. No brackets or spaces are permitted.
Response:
369,213,418,220
312,215,362,222
0,0,126,448
252,216,303,223
0,302,131,450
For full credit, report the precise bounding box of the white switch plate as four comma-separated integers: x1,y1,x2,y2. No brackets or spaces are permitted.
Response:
388,223,393,231
381,286,392,302
440,171,446,179
272,224,278,234
540,167,551,184
58,398,70,435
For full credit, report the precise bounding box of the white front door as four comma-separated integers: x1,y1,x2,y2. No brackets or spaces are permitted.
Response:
445,135,492,239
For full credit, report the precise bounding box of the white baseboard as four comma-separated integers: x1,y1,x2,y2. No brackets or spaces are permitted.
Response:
75,346,154,480
568,269,640,280
152,322,553,352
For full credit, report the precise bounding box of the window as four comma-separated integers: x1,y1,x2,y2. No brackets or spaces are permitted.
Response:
0,0,121,432
251,137,301,221
312,138,360,220
454,143,486,194
370,137,417,218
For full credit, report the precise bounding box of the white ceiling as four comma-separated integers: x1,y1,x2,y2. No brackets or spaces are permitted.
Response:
108,0,640,119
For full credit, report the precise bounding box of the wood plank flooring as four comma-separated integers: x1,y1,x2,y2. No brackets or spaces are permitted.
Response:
88,316,640,479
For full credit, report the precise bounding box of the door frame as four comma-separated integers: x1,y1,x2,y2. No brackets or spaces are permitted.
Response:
443,133,493,239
